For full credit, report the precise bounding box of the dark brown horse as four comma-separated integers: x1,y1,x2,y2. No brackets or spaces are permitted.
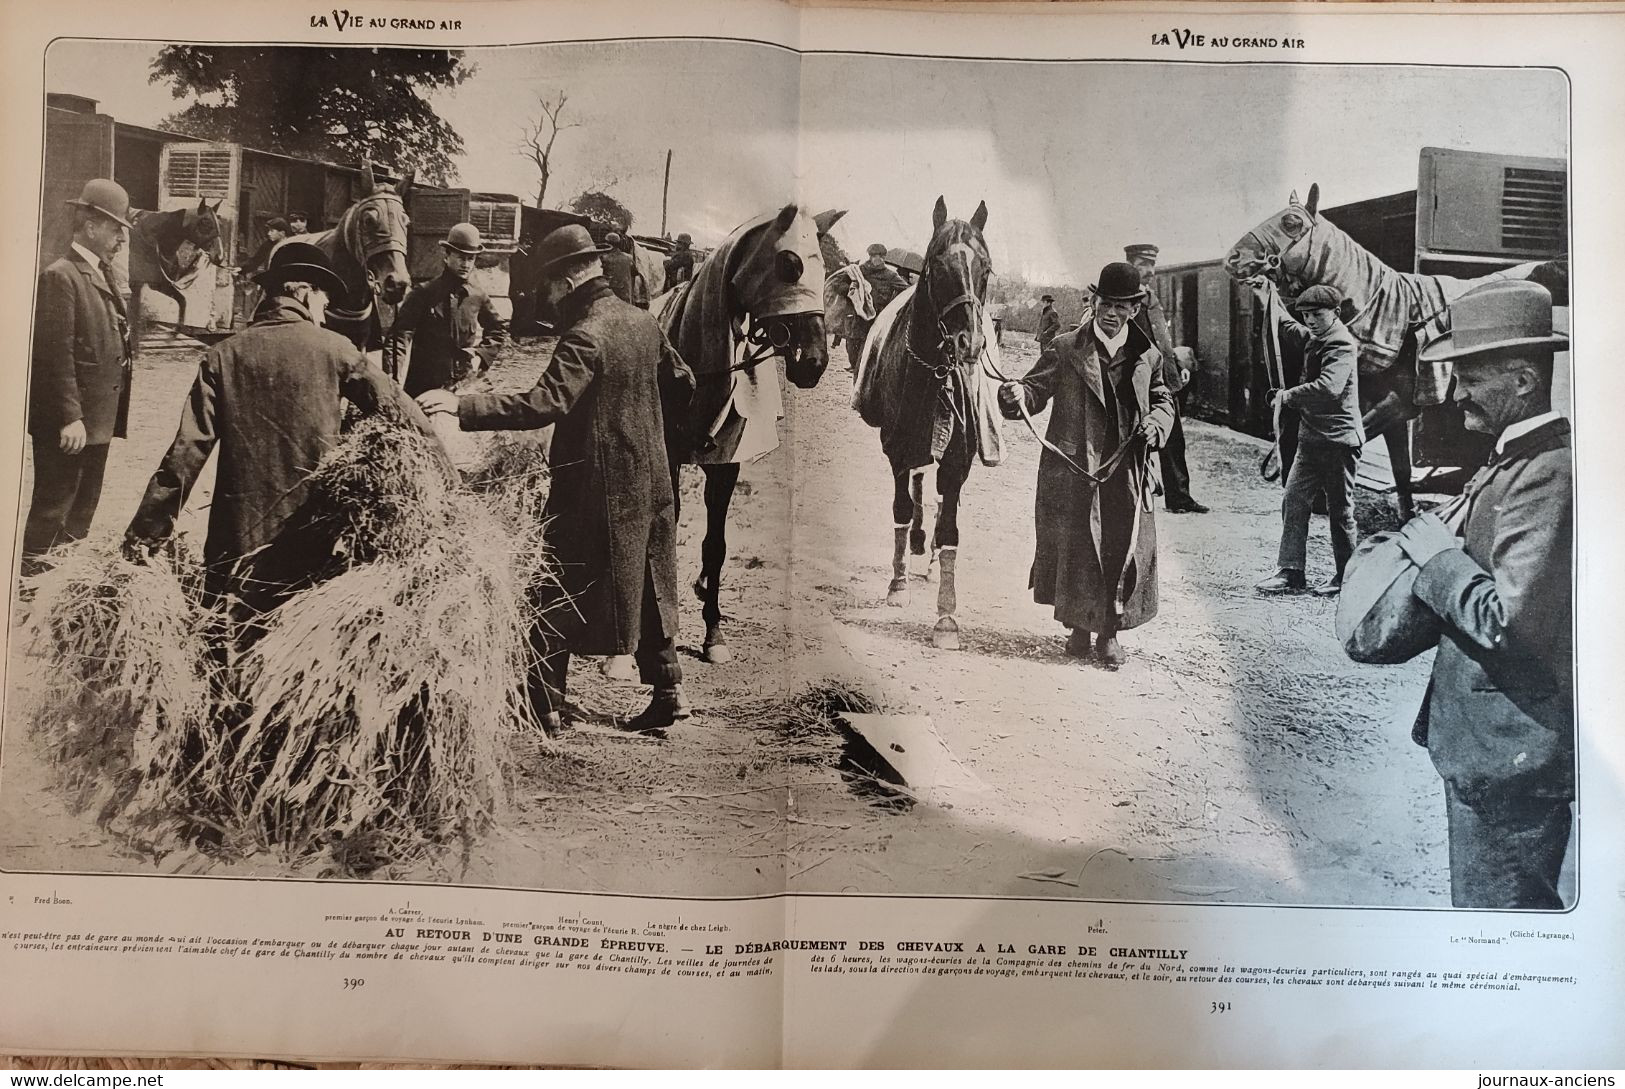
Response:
852,196,1001,650
294,163,413,355
127,198,225,355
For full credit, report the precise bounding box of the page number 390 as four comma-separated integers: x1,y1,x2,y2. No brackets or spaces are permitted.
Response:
343,978,366,990
1210,1001,1231,1013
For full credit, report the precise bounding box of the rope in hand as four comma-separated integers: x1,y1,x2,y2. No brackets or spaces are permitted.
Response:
980,350,1146,487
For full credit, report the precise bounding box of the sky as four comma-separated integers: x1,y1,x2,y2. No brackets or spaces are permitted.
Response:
46,39,1568,282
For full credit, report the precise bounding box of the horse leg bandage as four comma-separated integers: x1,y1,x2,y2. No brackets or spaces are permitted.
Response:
933,547,960,650
888,525,910,606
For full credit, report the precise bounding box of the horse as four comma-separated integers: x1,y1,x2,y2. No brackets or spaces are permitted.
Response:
290,162,414,355
652,203,841,664
126,197,225,356
852,196,1003,651
1224,183,1561,518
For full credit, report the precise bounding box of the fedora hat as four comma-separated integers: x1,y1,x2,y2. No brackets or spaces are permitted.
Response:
1419,280,1568,363
254,241,346,295
66,178,132,229
440,222,484,255
1089,261,1146,302
535,224,611,275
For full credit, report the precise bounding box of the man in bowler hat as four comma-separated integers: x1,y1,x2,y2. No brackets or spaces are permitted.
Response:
998,261,1175,668
1036,293,1061,352
23,179,134,577
1126,243,1209,514
125,242,438,623
386,222,509,396
1396,279,1573,909
417,225,696,734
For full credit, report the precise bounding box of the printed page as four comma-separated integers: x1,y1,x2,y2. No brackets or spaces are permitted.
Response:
0,0,1621,1069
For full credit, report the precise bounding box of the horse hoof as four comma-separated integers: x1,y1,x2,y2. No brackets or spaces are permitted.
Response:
600,655,637,682
703,642,733,665
886,579,909,608
932,620,961,651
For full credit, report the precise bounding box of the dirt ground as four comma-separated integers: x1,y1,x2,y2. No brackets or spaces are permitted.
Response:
2,331,1456,906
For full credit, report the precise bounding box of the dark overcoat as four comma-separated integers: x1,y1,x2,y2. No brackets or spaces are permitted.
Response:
31,249,131,444
459,279,693,657
1007,321,1175,632
1411,417,1574,805
127,298,433,602
385,270,510,396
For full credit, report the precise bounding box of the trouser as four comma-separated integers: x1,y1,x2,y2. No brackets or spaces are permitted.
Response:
845,320,873,373
1158,395,1193,507
23,438,111,574
526,569,682,714
1277,438,1358,575
1444,781,1572,910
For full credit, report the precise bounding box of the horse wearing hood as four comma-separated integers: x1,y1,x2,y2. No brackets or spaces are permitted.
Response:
852,196,1004,651
1225,183,1564,518
654,204,841,663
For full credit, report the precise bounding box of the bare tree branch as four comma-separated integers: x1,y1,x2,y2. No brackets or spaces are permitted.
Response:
515,90,580,208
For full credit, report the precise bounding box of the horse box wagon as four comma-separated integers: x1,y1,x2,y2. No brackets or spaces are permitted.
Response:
1153,145,1567,483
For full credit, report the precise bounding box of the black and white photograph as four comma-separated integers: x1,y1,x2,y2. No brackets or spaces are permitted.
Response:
3,38,1577,913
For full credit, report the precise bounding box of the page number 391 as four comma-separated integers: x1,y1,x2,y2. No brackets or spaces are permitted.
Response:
1210,1001,1231,1013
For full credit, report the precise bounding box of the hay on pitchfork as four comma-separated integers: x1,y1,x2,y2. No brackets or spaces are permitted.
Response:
17,542,221,847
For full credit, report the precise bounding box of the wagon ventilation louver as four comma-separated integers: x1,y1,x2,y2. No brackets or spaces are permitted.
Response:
1501,167,1566,253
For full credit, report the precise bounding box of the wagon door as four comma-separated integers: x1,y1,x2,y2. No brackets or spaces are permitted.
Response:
40,108,114,275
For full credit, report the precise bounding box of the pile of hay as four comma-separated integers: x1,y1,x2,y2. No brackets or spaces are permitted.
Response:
19,417,554,875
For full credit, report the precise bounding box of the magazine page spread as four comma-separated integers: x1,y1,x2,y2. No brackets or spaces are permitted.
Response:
0,0,1621,1069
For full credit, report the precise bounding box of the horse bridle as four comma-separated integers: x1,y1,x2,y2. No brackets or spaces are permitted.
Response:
325,191,409,328
912,244,986,381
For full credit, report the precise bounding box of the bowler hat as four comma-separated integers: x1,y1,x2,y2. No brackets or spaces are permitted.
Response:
254,240,347,295
440,222,484,255
1419,280,1568,364
1089,261,1146,302
1124,243,1159,260
67,178,132,228
535,224,611,275
1040,294,1055,303
1295,284,1343,312
867,243,889,257
675,233,693,247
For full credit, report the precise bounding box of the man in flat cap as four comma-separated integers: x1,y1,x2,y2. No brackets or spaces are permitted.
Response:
385,222,509,397
1035,293,1061,352
1396,279,1573,910
1126,243,1209,514
1252,282,1364,596
125,242,439,624
417,225,696,735
998,261,1175,669
23,179,134,577
829,242,909,375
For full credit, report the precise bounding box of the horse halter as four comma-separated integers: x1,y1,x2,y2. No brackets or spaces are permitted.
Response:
917,243,986,381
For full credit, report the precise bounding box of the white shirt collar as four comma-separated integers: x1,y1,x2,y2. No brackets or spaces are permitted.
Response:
1092,320,1129,357
71,241,105,270
1495,410,1563,454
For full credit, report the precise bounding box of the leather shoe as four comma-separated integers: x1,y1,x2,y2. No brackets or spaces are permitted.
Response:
1310,576,1343,597
1064,628,1092,658
1167,499,1210,514
620,686,693,733
1255,569,1307,594
1096,633,1125,669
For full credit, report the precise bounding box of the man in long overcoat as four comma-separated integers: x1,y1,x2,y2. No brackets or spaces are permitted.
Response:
24,179,134,577
418,225,696,734
999,261,1175,668
385,222,509,396
125,243,438,620
1395,280,1573,909
1035,293,1061,352
1127,243,1209,514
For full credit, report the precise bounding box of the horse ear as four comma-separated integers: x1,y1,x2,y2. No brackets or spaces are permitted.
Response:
773,203,798,233
933,196,948,233
970,200,988,232
197,196,209,213
210,199,223,213
813,208,847,236
361,161,376,192
1289,189,1301,207
400,171,415,201
1305,183,1320,217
